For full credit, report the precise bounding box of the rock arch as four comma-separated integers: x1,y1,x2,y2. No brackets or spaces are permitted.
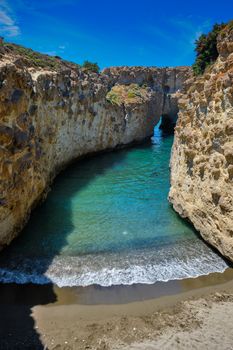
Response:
0,60,191,246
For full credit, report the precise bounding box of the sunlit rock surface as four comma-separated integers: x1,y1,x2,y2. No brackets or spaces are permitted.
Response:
0,44,191,247
169,24,233,261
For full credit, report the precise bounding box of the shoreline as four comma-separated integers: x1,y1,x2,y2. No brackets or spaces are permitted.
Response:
1,268,233,349
1,267,233,307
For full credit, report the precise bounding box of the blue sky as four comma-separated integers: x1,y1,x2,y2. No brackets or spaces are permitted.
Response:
0,0,232,68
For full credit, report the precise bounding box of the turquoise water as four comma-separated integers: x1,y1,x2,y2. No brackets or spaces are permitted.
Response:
0,127,228,286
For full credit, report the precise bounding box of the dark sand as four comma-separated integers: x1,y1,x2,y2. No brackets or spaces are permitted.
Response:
1,269,233,349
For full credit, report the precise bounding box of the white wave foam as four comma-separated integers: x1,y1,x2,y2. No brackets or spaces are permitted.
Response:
0,240,229,287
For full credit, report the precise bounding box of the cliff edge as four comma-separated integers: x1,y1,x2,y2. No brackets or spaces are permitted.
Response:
0,41,191,248
169,23,233,261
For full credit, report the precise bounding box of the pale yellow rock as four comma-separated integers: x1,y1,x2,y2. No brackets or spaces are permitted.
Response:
0,46,191,247
169,24,233,262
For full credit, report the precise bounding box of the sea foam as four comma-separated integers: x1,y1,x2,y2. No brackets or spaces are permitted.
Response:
0,239,228,287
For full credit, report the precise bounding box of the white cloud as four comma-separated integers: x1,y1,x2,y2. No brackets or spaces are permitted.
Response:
0,1,20,37
0,9,13,25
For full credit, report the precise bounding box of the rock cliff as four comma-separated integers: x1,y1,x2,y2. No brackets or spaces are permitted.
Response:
0,42,191,248
169,23,233,261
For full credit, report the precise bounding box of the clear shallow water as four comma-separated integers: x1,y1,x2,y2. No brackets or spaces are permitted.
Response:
0,127,229,287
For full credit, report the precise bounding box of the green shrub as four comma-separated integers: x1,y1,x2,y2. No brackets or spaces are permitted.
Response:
1,41,80,70
106,84,148,106
106,89,122,105
82,60,100,73
127,91,137,99
192,23,226,76
127,84,143,98
3,43,60,68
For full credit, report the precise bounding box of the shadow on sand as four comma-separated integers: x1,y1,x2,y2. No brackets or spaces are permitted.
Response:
0,145,133,349
0,122,182,349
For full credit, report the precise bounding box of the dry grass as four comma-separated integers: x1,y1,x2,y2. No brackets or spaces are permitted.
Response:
106,84,149,106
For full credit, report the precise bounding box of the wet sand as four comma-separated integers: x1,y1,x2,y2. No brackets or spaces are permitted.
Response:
1,269,233,349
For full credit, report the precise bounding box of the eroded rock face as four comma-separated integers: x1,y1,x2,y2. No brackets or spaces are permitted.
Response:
0,48,191,247
169,24,233,261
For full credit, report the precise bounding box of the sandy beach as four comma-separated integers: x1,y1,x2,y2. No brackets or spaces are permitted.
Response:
0,5,232,350
1,269,233,349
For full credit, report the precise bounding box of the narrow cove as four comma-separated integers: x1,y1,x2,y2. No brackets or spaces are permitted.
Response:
0,124,229,288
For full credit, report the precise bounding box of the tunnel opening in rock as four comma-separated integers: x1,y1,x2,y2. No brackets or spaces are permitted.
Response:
0,122,229,288
163,85,170,94
159,114,177,134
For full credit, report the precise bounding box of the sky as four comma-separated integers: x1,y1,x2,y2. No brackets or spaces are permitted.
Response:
0,0,232,69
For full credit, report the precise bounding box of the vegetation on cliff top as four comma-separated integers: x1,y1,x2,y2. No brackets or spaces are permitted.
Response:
82,60,100,73
106,84,148,106
5,44,60,68
0,40,100,73
192,23,226,76
0,41,81,70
